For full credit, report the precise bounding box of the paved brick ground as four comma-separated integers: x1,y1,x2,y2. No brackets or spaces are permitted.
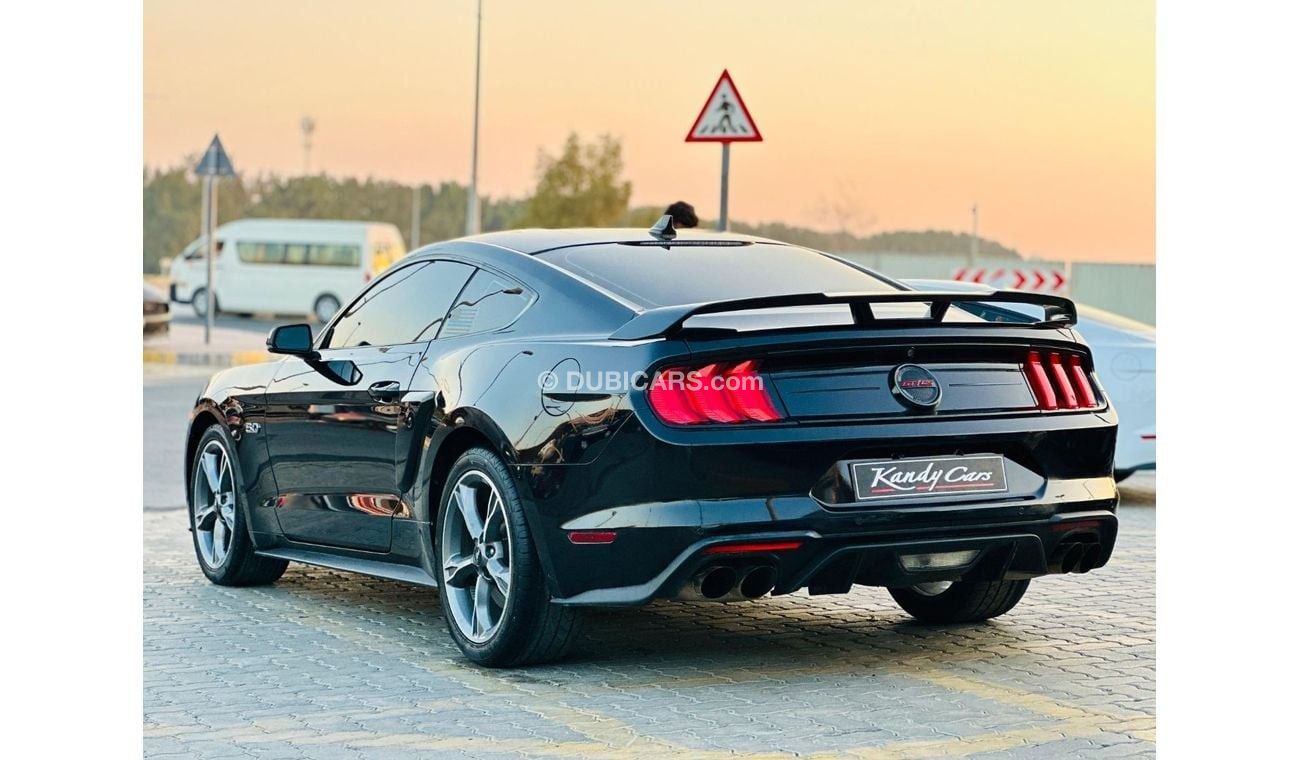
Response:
144,503,1154,759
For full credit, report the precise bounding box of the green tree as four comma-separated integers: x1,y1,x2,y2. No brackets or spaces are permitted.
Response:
517,134,632,228
142,166,247,273
143,169,528,271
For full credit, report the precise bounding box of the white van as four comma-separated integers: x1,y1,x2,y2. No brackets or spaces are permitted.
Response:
169,219,406,322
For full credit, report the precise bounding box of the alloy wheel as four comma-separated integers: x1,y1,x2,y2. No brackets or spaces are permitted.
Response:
192,439,237,568
440,470,512,643
911,580,954,597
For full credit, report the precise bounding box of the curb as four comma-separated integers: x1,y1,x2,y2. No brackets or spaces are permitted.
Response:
1119,486,1156,507
143,348,269,368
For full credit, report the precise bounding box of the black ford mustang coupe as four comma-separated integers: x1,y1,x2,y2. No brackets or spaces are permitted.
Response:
186,218,1118,667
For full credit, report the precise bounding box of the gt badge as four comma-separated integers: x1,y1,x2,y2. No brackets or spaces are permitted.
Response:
891,364,941,411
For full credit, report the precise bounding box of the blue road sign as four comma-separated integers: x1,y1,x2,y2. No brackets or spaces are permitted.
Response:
194,135,235,177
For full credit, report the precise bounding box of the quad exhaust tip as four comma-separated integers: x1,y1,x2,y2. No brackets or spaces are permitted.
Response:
684,565,777,601
697,566,739,600
1077,544,1101,573
1061,543,1085,574
739,566,777,599
1052,535,1103,574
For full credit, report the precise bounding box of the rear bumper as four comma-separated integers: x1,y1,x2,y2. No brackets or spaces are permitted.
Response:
520,405,1118,603
550,476,1118,606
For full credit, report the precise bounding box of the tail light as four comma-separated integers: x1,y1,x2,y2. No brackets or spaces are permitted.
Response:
684,363,745,423
1024,350,1100,411
1066,355,1098,407
723,360,782,421
1046,353,1079,409
647,360,785,425
1024,351,1058,410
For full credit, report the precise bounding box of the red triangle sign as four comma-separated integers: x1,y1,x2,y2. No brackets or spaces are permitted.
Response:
686,70,763,143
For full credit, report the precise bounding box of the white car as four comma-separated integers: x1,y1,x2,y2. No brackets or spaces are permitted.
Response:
905,280,1155,480
169,219,407,322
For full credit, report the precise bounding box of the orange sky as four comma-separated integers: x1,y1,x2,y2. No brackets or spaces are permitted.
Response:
144,0,1153,262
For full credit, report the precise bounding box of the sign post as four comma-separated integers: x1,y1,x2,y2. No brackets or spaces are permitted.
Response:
194,135,235,345
686,70,762,231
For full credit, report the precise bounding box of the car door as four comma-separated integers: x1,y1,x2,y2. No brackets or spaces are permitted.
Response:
263,260,475,551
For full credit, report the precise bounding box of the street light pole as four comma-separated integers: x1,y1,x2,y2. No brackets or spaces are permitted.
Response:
968,203,979,267
411,185,421,249
301,116,316,175
199,176,212,344
465,0,483,236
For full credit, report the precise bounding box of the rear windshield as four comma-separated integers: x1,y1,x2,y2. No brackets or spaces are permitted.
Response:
536,243,897,308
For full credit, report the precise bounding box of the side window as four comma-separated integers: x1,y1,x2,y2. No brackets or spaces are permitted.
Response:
187,240,225,260
439,269,532,339
234,241,361,267
284,243,310,265
237,242,286,264
324,260,474,349
310,244,361,267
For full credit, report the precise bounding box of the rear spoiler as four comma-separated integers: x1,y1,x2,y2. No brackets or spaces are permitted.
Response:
608,290,1077,341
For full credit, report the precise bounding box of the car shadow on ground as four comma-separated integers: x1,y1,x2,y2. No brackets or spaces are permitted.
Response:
267,565,1039,676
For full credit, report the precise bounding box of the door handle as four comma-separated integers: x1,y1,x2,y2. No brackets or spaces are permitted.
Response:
368,380,402,401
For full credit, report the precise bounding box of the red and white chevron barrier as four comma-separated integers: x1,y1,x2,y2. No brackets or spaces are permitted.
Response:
951,267,1068,293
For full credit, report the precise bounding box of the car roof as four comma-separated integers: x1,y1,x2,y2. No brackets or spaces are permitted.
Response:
459,227,781,255
414,227,899,316
214,218,398,237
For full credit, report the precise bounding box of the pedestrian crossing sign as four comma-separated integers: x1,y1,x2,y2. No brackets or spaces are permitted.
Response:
686,70,763,143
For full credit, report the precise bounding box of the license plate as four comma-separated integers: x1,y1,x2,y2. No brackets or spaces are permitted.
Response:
851,454,1008,502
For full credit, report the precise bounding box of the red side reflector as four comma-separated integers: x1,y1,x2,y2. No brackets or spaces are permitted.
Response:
1047,353,1079,409
702,540,803,555
1024,351,1058,410
568,530,617,545
1066,355,1098,407
723,360,782,422
684,363,746,423
648,367,706,424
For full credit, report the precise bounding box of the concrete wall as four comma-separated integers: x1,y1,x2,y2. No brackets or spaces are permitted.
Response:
1069,262,1156,325
836,251,1156,326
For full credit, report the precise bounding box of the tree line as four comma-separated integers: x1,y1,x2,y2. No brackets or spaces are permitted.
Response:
144,133,1019,273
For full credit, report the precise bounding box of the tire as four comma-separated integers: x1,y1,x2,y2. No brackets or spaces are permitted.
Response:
188,425,288,586
313,293,341,323
888,578,1030,624
435,447,579,667
191,288,218,319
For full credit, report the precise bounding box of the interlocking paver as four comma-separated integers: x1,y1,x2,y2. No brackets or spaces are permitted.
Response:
145,502,1155,758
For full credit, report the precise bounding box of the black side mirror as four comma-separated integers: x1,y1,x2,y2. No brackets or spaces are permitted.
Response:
267,324,318,358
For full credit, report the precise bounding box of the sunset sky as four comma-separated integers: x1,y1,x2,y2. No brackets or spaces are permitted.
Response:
144,1,1153,262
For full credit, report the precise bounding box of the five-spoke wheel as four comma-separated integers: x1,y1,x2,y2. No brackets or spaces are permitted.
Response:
192,439,237,569
439,470,513,643
435,447,579,666
187,425,288,586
